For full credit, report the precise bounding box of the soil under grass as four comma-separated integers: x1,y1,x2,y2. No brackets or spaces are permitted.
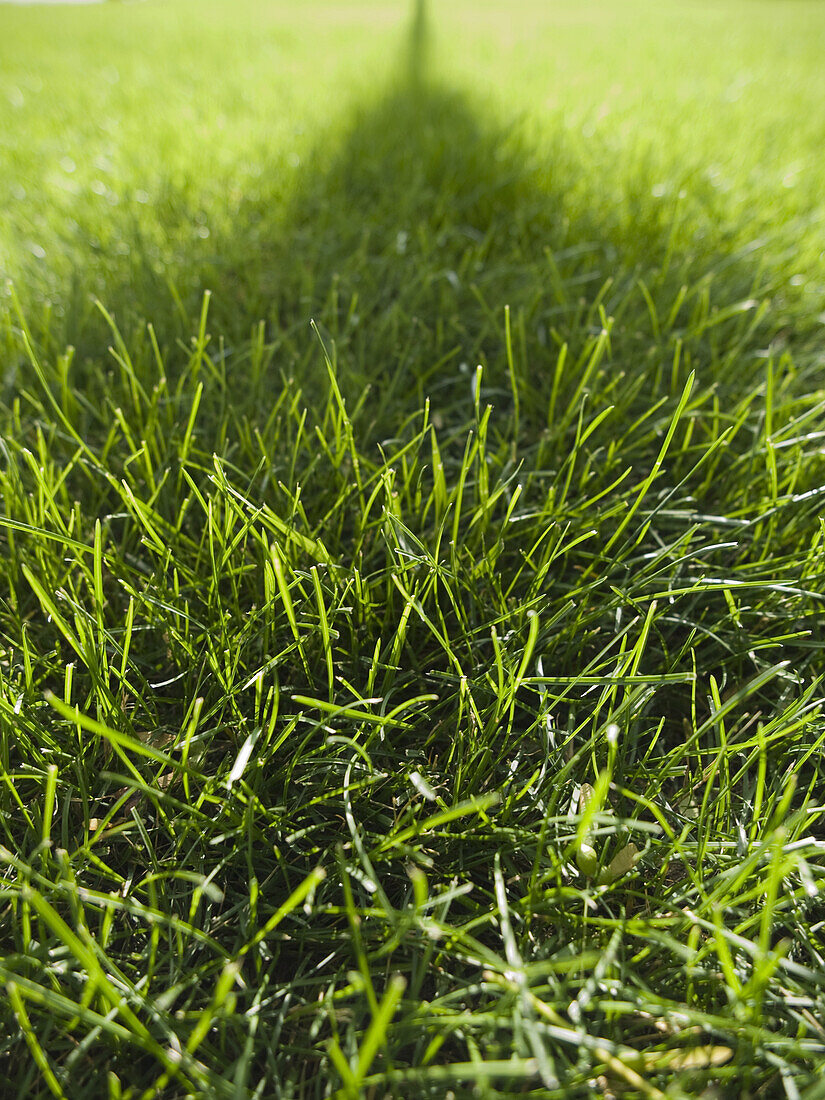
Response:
1,2,824,1098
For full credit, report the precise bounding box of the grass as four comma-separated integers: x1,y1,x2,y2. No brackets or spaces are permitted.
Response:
1,0,825,1097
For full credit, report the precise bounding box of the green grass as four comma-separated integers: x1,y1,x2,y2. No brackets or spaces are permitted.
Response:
2,1,825,1097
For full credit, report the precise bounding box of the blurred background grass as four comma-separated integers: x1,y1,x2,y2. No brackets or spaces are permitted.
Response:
1,0,823,363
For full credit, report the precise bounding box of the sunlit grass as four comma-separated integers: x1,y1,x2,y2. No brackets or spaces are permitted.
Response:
1,1,824,1097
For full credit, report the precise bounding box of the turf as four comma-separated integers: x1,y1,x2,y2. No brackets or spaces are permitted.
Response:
1,1,825,1097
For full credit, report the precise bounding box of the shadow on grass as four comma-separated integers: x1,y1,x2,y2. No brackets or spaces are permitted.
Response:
10,0,798,435
197,23,783,432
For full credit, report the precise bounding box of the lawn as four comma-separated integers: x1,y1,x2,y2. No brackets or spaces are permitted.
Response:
1,1,825,1097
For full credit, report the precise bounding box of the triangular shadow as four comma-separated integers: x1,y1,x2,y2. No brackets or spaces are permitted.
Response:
14,0,801,438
